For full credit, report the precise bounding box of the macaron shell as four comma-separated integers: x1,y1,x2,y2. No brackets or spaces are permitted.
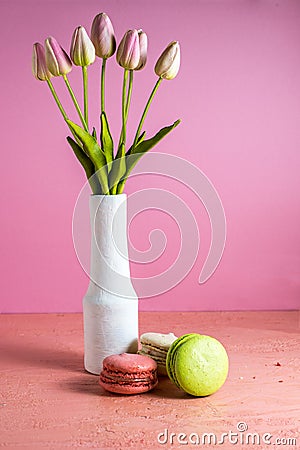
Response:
166,334,198,387
140,332,177,351
156,363,168,376
103,352,157,374
174,335,229,396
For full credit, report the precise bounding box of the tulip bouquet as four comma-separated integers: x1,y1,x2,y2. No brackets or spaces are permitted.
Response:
32,13,180,195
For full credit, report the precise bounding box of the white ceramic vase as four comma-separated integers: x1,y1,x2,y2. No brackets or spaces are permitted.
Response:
83,194,139,375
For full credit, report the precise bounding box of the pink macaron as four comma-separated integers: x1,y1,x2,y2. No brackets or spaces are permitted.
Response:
99,353,158,394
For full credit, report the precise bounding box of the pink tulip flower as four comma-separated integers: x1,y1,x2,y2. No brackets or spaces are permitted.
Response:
155,41,180,80
70,26,95,66
135,30,148,71
45,36,72,76
91,13,116,59
116,29,140,70
32,43,52,81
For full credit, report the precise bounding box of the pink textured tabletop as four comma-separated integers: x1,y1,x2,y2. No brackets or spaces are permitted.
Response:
0,311,299,449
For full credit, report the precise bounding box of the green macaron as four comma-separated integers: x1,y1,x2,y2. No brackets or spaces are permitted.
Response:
166,333,229,396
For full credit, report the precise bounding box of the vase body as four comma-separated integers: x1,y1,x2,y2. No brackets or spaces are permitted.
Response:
83,194,139,375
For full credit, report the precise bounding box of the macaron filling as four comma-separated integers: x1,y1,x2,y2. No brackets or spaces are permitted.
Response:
100,368,157,384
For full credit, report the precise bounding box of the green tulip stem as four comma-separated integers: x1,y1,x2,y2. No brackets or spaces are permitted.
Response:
117,70,133,151
125,70,133,118
133,76,163,149
82,66,89,129
46,79,68,121
46,79,81,147
101,58,107,113
63,74,88,132
121,69,129,145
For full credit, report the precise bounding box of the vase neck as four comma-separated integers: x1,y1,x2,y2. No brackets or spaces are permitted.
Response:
89,195,131,284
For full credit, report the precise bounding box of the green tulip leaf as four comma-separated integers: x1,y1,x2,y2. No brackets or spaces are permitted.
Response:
126,131,146,156
100,112,114,171
92,127,97,140
66,120,106,168
66,120,109,194
137,130,146,144
134,120,179,155
117,121,179,194
66,136,94,178
109,143,126,195
66,137,102,194
124,119,180,181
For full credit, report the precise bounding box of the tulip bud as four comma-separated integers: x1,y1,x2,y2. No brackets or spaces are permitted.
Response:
135,30,147,71
45,36,72,76
154,41,180,80
70,26,95,66
91,12,116,59
32,43,52,81
116,29,140,70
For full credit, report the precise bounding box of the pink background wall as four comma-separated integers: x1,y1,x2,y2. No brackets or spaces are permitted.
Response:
1,0,299,313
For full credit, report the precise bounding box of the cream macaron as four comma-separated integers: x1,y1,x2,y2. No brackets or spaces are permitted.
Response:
138,332,177,375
